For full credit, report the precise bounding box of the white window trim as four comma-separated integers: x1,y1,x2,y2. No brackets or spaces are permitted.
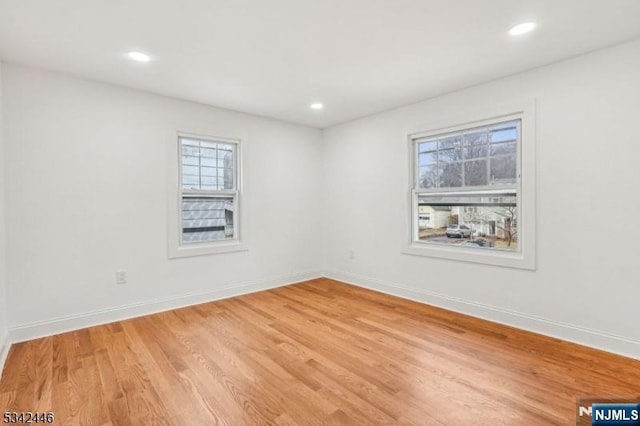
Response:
168,131,248,258
402,101,536,270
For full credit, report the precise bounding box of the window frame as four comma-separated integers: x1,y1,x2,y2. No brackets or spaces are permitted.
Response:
403,102,536,270
168,131,247,258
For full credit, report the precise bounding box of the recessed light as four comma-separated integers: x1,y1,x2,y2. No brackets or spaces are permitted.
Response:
310,102,324,110
509,22,537,36
126,51,151,62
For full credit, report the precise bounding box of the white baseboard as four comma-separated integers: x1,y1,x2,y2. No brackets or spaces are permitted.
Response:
9,271,322,344
0,330,10,381
324,270,640,360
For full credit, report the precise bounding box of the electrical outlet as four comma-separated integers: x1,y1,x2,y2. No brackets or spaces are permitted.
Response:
116,269,127,285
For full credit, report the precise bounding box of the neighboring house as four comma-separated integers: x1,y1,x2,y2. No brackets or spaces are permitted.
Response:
451,205,517,240
182,197,234,243
418,205,450,229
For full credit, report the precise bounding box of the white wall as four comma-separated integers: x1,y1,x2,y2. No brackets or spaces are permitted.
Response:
0,62,9,370
321,39,640,359
2,64,322,340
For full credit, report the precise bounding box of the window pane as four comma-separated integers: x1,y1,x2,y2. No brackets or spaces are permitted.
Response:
419,151,437,167
182,174,200,190
440,162,462,187
182,196,234,243
181,164,200,176
436,136,462,188
218,143,234,152
490,155,517,183
223,168,234,189
416,192,518,251
200,140,217,150
490,141,516,156
200,147,216,158
463,131,488,159
464,159,488,186
201,176,217,187
200,166,217,177
418,140,438,154
182,144,199,156
490,126,517,143
438,135,462,151
464,145,487,159
220,146,233,166
201,156,216,167
419,165,439,189
182,155,199,166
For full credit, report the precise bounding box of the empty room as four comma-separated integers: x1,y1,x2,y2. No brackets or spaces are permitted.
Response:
0,1,639,425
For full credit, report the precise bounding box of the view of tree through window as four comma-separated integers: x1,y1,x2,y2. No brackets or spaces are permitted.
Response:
413,120,520,251
418,123,517,189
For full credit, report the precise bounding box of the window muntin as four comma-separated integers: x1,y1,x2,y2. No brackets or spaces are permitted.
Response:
179,136,238,245
181,139,234,191
413,120,520,252
417,121,518,190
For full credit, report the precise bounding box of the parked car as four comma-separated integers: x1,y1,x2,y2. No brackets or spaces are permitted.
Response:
445,224,473,238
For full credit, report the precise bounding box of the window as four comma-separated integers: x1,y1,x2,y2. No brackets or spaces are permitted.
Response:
180,137,236,243
168,133,245,258
405,105,535,269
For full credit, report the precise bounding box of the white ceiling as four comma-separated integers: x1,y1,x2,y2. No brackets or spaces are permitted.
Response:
1,0,640,128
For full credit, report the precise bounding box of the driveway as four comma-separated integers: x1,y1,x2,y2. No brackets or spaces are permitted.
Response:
422,236,467,245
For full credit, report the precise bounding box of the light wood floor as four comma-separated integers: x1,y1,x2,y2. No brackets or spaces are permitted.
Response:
1,278,638,425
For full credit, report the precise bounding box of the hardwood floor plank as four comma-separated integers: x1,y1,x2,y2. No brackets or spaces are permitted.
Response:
119,321,210,425
33,337,53,412
1,278,638,425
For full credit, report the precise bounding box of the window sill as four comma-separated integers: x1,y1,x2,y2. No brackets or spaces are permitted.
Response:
169,240,248,259
402,242,535,270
